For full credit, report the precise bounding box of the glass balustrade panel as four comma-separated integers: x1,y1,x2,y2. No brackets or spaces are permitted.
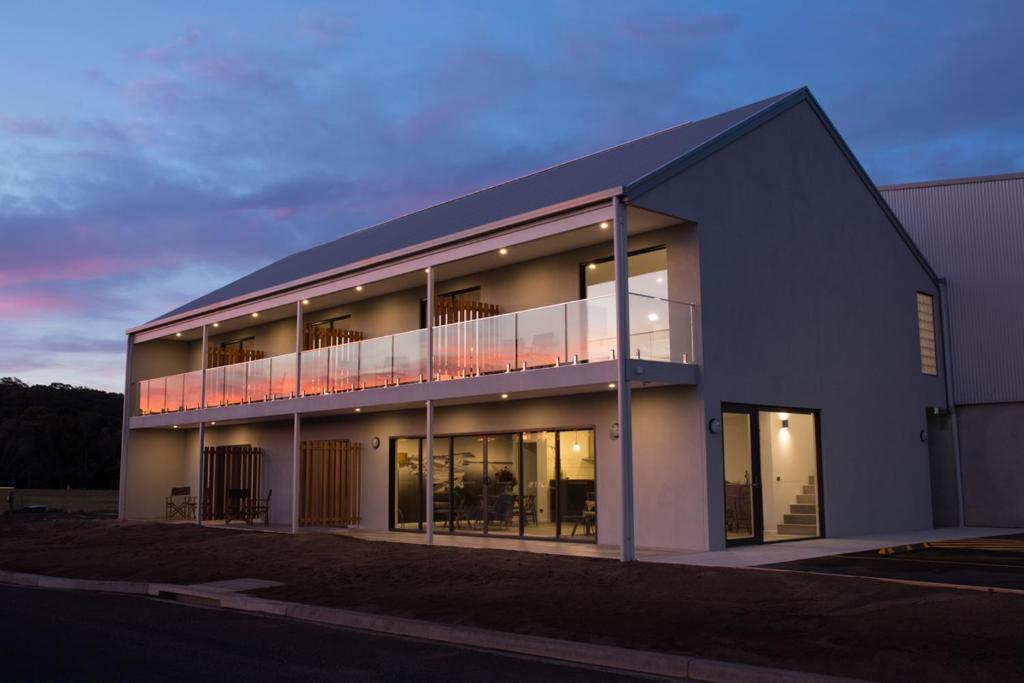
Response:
148,377,167,414
516,305,567,369
246,357,271,403
204,367,225,407
393,329,427,385
164,373,185,412
566,294,616,364
627,293,694,363
475,314,516,375
329,341,360,392
183,370,203,410
432,319,478,380
359,337,391,388
269,353,297,399
300,347,331,396
223,362,247,405
137,380,150,415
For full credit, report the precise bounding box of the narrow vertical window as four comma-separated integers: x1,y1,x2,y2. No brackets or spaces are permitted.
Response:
917,292,938,375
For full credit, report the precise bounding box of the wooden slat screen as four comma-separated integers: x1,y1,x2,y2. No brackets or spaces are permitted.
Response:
917,292,938,376
299,439,361,527
303,325,366,350
208,347,265,368
201,444,264,520
433,297,499,325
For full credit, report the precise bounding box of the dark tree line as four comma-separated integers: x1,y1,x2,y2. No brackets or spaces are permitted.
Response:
0,377,122,489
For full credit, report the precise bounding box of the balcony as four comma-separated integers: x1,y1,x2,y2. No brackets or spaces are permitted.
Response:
133,293,695,416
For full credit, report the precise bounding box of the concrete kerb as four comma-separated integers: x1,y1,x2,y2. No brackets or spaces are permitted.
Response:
0,569,866,683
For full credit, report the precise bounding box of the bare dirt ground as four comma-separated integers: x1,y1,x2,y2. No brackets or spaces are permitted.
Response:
1,516,1022,682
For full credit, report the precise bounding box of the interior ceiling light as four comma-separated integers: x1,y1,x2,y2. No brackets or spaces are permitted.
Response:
588,263,597,270
572,430,581,452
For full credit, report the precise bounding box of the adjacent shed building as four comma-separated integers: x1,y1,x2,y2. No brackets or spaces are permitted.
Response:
881,173,1024,527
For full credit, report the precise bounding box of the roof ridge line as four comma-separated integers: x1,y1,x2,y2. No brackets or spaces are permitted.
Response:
623,87,807,196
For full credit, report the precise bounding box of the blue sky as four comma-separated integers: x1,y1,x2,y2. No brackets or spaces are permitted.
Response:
1,1,1022,391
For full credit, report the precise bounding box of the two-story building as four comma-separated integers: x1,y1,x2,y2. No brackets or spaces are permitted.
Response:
120,87,948,558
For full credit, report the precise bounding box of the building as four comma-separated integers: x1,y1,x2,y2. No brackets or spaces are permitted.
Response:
881,173,1024,528
120,87,947,558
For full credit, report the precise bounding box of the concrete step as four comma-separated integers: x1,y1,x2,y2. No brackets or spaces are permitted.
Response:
790,503,816,514
808,475,816,485
796,494,817,505
778,523,818,535
802,485,816,494
783,513,817,525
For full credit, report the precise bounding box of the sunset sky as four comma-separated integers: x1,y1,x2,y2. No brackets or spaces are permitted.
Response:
1,1,1021,392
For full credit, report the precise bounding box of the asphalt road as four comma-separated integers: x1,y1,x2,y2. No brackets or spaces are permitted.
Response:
0,585,650,682
768,533,1024,589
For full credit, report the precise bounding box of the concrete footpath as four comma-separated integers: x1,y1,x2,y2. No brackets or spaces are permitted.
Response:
0,569,865,683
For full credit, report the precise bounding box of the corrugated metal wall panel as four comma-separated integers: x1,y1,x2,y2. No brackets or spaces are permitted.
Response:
881,175,1024,405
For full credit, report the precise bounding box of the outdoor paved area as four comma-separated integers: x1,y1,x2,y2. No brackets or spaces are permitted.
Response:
0,585,645,682
330,525,1024,567
767,532,1024,590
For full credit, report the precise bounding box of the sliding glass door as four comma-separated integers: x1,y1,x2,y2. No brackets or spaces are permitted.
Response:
391,428,596,542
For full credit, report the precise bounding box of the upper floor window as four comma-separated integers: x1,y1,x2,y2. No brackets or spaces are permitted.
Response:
917,292,938,376
310,314,352,332
221,336,255,353
583,247,668,300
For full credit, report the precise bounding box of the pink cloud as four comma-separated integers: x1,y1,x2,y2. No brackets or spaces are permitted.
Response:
0,116,59,137
296,11,352,43
0,292,73,317
140,27,201,64
0,256,166,288
271,206,297,220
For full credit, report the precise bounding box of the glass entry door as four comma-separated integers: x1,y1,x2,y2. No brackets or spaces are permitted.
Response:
722,405,822,545
722,409,763,545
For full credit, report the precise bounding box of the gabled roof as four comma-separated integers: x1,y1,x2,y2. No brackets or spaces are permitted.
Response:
154,89,801,323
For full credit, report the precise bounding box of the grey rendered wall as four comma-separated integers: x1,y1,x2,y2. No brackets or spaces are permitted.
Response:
123,428,190,519
957,402,1024,527
635,100,948,547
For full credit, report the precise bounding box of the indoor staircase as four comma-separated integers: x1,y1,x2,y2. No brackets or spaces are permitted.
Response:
777,475,818,536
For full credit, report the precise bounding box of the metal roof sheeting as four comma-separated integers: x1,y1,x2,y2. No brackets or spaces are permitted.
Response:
881,173,1024,405
155,89,800,322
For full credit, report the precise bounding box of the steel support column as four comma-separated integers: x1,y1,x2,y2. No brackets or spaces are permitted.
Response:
425,267,435,544
613,196,635,561
292,412,301,534
196,421,205,525
117,334,134,520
